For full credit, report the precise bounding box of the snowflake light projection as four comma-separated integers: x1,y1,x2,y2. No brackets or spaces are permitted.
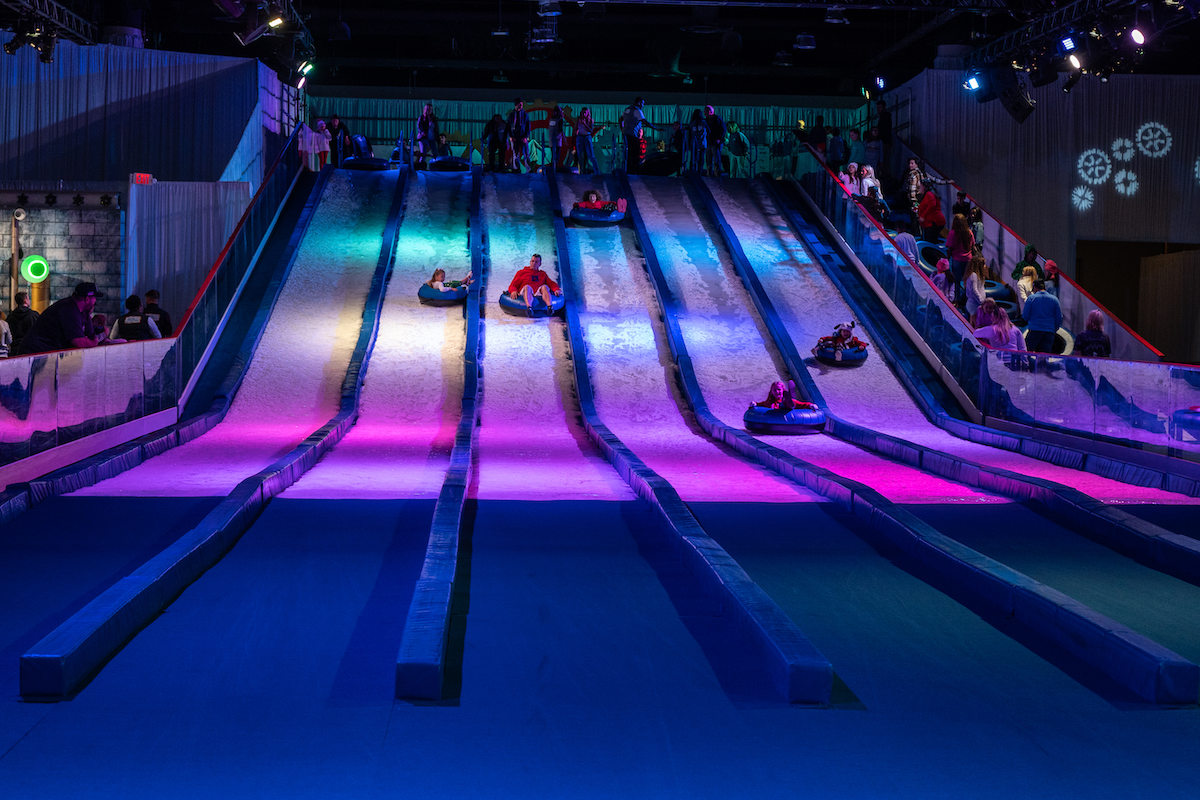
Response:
1114,169,1139,196
1077,148,1112,184
1136,122,1172,157
1072,186,1095,211
1111,138,1135,161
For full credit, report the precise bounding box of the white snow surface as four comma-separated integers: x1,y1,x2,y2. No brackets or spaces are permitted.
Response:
632,177,1004,505
285,172,469,499
705,177,1199,505
75,171,397,497
560,174,821,502
474,174,633,501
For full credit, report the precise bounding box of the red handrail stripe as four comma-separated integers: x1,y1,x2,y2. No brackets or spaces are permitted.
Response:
171,123,304,336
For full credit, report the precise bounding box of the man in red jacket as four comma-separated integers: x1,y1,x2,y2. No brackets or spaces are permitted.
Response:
507,254,561,310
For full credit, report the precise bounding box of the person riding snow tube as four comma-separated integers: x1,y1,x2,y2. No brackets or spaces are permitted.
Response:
744,380,827,434
812,321,869,366
419,268,471,306
570,190,627,225
499,254,564,317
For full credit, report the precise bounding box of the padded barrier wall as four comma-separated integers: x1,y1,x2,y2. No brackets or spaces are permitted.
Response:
796,166,1200,489
0,131,317,527
550,172,833,705
19,170,410,700
685,174,1198,705
762,178,1200,588
395,168,484,701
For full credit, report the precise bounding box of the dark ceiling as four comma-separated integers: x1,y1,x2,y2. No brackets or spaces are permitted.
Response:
3,1,1199,96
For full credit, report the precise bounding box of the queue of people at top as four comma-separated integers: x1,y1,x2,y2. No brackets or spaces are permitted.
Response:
4,285,174,357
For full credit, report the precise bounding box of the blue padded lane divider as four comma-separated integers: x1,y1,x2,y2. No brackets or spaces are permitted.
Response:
396,168,483,701
0,168,333,528
781,177,1200,498
549,171,832,705
19,169,411,701
758,178,1200,589
684,174,1198,705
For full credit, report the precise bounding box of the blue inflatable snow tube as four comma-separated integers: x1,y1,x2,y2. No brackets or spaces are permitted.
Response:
418,283,468,306
570,206,625,226
917,241,946,276
813,345,869,366
498,290,565,317
743,404,827,434
1169,407,1200,442
429,157,470,172
984,280,1014,302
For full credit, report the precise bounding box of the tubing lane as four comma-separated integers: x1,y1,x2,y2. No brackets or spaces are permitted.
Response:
552,172,833,704
621,174,1197,705
20,170,409,699
738,176,1200,586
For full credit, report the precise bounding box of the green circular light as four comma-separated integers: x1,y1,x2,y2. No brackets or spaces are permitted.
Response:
20,254,50,284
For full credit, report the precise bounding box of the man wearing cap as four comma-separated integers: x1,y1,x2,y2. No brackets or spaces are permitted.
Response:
14,282,104,355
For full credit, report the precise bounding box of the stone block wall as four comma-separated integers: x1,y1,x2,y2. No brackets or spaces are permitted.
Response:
2,206,124,320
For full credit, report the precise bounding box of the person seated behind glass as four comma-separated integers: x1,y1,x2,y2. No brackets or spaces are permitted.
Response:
506,254,561,309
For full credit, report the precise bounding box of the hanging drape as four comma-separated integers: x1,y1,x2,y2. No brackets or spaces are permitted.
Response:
899,70,1200,280
0,32,259,182
125,181,251,315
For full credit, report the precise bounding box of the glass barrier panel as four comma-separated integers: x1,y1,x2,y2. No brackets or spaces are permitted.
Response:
54,348,106,445
144,339,178,415
102,342,145,426
0,357,34,465
1168,367,1200,448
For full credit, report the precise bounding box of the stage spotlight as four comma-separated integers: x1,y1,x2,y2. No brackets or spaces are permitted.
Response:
4,18,38,55
268,15,285,28
300,60,314,75
37,32,57,63
875,76,885,90
792,33,816,50
963,70,983,91
1058,35,1078,54
1068,53,1082,69
1063,72,1082,92
1130,28,1147,44
824,8,849,24
537,2,561,17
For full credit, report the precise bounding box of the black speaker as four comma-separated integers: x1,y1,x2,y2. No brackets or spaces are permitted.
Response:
992,66,1036,124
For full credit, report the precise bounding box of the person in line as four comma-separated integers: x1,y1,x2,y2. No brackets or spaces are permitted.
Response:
1015,265,1038,316
313,119,332,169
839,162,862,195
1023,279,1063,353
974,298,1024,351
932,258,956,305
482,114,507,172
685,109,707,173
859,164,881,196
143,289,173,336
963,254,988,322
546,105,566,173
415,103,439,167
507,98,532,173
620,97,659,174
860,185,890,225
109,295,161,341
902,157,926,216
825,126,846,171
328,115,352,167
507,254,561,310
15,282,104,355
8,291,39,354
917,181,946,243
892,221,919,267
574,107,599,175
726,121,751,178
1075,309,1112,358
952,190,972,219
863,126,883,175
704,105,726,177
0,311,11,357
945,213,975,300
1011,242,1044,282
91,313,113,344
846,128,866,170
969,207,985,255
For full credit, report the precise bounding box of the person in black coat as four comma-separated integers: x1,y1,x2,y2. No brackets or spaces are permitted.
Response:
7,291,39,354
328,115,352,167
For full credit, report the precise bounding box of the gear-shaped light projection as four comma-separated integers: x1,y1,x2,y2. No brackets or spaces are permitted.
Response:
1136,122,1171,158
1077,148,1112,185
1071,186,1095,211
1111,138,1135,162
1114,169,1139,196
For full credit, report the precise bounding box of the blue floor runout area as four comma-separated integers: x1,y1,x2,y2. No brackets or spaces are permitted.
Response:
2,499,1199,798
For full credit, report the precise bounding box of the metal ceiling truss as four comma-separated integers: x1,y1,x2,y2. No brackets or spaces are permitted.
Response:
0,0,97,44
